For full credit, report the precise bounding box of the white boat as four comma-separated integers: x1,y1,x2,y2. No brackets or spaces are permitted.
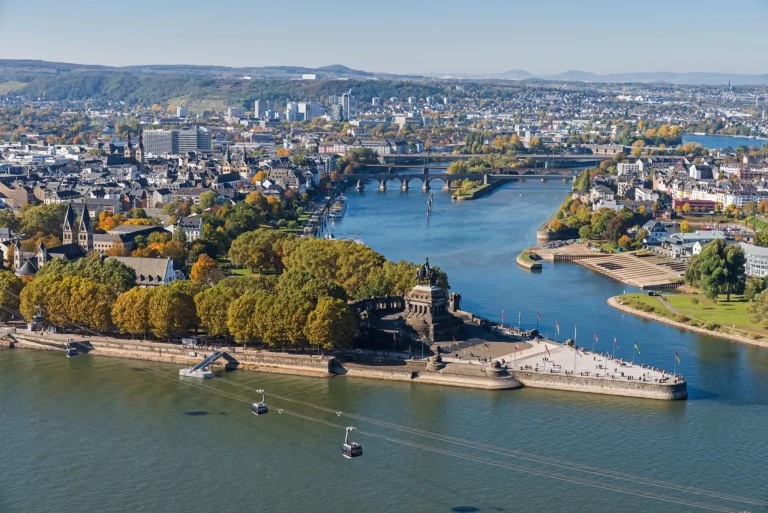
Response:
329,196,347,218
179,368,213,379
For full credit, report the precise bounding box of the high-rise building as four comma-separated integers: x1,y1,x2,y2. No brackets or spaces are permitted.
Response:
331,104,343,122
143,129,179,155
285,102,299,122
371,97,380,106
178,127,210,153
196,127,211,151
254,100,269,119
227,106,245,120
407,97,416,105
425,96,434,106
298,102,324,121
177,106,188,118
341,92,355,121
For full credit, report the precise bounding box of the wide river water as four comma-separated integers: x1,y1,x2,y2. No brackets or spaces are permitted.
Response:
2,181,767,513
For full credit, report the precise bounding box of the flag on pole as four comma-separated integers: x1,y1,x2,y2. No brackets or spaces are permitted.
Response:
594,332,598,344
555,321,560,334
634,343,640,354
574,347,582,357
502,309,504,324
484,343,490,349
515,344,522,354
537,312,541,321
614,337,619,348
675,352,681,364
545,345,551,357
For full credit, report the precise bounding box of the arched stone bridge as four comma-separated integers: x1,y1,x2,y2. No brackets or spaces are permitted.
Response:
344,170,575,192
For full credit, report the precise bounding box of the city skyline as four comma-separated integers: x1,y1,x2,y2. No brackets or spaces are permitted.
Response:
1,0,767,76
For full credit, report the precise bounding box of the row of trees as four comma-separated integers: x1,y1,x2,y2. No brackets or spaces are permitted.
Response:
227,229,449,300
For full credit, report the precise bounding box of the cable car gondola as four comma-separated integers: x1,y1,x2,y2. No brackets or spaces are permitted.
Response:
251,389,268,416
342,427,362,459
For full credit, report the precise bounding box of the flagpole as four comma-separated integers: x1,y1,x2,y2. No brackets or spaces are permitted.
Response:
673,353,677,378
518,311,521,330
632,342,636,365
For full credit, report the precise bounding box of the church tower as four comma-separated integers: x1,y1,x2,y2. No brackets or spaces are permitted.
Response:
12,240,23,271
62,203,77,245
124,134,134,159
136,129,145,166
77,204,94,253
222,145,233,174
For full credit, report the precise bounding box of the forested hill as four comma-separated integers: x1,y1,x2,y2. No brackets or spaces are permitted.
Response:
5,72,454,108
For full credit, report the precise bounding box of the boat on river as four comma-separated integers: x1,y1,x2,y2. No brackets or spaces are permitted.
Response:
329,196,347,218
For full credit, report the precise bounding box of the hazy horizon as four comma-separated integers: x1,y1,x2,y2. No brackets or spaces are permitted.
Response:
1,0,767,76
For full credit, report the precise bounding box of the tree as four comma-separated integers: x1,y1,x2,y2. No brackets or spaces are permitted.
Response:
148,286,195,339
695,239,746,301
20,203,69,239
550,219,564,232
190,254,224,284
35,256,136,294
681,203,692,214
680,221,692,233
631,140,645,157
229,229,292,273
195,285,241,337
172,225,188,244
747,290,768,327
618,235,632,249
112,287,151,336
446,161,469,175
305,297,357,350
743,277,766,301
0,271,23,321
199,191,218,210
578,225,593,240
754,231,768,248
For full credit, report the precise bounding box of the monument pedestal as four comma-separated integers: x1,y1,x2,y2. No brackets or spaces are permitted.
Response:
404,285,464,342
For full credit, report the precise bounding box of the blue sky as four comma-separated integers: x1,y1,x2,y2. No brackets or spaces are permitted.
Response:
1,0,767,75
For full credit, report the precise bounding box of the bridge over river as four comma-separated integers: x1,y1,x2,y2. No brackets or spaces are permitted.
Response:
344,169,577,191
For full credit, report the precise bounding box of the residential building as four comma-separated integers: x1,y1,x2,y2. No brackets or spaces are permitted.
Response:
740,242,768,278
166,216,203,241
641,220,670,245
617,160,644,176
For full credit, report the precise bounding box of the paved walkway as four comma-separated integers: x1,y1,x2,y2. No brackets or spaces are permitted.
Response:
656,295,678,314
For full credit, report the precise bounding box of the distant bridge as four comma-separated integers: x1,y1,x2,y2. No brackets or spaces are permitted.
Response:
380,153,614,164
344,170,576,192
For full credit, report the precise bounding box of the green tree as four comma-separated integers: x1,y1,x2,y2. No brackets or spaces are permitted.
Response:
199,191,218,210
578,225,593,240
695,239,746,301
306,297,357,350
747,290,768,327
172,224,188,244
743,277,766,302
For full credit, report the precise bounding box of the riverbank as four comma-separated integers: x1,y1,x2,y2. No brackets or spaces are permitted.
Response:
2,328,688,399
607,296,768,349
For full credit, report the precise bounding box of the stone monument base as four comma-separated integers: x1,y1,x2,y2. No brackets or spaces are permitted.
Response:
404,285,464,342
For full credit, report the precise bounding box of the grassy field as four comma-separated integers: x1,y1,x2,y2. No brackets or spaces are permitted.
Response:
618,293,765,338
0,81,27,94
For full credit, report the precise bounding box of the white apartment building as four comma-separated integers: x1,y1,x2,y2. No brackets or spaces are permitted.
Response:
617,160,644,176
740,242,768,278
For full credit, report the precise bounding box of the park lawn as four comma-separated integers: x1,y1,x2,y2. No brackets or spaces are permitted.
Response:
664,294,765,335
517,250,538,265
620,293,766,338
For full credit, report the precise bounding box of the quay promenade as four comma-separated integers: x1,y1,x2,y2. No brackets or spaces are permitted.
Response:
438,334,687,400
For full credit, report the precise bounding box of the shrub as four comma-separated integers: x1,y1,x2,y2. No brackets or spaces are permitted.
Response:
704,321,720,331
691,298,699,305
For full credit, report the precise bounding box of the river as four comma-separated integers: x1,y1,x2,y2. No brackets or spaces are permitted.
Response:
683,133,767,150
2,181,767,513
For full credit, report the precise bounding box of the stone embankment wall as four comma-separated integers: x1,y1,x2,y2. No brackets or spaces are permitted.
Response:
607,296,768,349
509,369,687,400
338,360,522,390
12,333,333,377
